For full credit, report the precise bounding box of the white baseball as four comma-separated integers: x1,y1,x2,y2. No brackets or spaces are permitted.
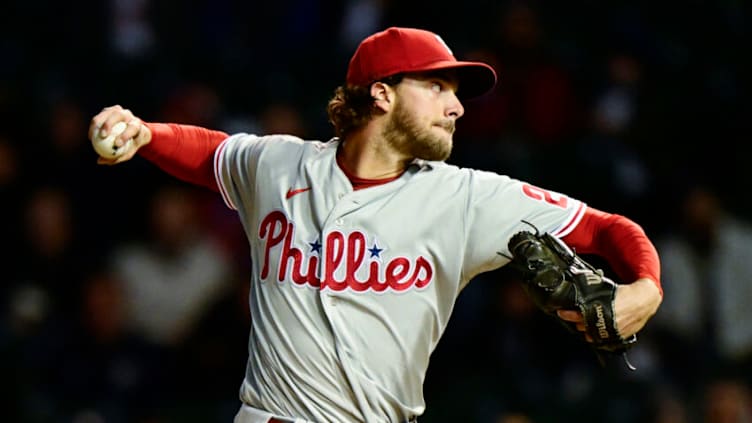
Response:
92,121,134,159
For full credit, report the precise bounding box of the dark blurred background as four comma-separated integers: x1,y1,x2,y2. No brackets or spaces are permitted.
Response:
1,1,751,422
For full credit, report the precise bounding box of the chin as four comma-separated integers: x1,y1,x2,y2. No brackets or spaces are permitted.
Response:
430,139,453,161
441,135,454,151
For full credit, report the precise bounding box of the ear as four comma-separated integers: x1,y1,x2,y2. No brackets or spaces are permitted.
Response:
370,82,394,113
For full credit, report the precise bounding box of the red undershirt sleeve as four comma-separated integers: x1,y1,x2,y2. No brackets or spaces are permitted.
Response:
139,123,229,192
562,206,662,296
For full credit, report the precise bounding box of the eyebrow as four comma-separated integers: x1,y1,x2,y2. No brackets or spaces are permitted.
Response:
404,72,460,92
407,70,459,84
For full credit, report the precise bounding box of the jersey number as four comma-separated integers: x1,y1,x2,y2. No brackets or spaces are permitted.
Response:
522,183,567,208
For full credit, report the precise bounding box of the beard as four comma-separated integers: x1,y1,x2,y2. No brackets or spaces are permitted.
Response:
382,100,454,161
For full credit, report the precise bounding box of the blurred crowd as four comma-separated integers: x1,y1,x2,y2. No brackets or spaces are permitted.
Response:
1,1,751,422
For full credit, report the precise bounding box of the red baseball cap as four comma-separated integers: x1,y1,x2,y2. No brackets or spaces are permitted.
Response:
346,27,498,99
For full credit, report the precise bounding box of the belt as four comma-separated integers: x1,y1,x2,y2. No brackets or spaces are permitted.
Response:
267,416,416,423
239,404,416,423
269,419,416,423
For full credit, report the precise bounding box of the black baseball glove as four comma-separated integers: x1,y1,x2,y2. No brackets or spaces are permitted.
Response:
502,223,637,369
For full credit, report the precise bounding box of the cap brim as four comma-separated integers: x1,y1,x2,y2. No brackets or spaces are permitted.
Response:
415,60,498,100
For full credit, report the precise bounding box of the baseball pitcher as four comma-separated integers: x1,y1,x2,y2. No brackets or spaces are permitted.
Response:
88,27,663,423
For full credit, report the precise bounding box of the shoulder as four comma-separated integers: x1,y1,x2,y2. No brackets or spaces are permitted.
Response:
417,161,512,183
219,133,333,160
411,162,530,202
224,133,328,149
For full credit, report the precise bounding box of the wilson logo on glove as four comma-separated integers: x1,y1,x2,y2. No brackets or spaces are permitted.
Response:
499,221,637,370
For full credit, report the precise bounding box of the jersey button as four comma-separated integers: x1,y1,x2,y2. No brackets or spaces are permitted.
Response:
336,218,344,226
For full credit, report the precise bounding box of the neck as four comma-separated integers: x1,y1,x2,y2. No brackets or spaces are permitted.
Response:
338,126,412,179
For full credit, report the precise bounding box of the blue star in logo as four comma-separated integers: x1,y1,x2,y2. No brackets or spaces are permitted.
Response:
368,243,383,258
309,239,322,254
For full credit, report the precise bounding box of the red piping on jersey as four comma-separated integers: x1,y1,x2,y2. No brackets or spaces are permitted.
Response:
562,207,662,295
213,137,236,209
137,124,661,294
553,201,586,238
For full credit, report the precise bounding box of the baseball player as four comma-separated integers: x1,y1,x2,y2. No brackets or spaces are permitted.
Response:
89,27,662,423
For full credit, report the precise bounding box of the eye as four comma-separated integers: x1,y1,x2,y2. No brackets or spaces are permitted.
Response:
431,82,443,93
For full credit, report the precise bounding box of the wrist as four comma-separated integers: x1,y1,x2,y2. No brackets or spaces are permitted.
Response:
631,277,662,314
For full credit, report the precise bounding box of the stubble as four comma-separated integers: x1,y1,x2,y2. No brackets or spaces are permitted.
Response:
382,100,454,162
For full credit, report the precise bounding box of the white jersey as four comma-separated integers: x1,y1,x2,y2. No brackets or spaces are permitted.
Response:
214,135,585,423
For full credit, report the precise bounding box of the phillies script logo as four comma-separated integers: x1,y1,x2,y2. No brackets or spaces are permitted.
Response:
259,211,434,292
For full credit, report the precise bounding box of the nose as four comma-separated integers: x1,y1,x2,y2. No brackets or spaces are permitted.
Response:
446,92,464,120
